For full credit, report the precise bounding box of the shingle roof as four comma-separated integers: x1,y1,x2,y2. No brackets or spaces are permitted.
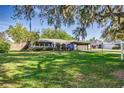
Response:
36,38,90,45
37,38,74,44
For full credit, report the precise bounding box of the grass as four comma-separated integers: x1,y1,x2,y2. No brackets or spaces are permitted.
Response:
0,51,124,88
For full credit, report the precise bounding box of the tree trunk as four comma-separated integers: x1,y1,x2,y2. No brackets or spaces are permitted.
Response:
29,19,32,32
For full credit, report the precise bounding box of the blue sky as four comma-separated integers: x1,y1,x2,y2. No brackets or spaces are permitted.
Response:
0,5,103,40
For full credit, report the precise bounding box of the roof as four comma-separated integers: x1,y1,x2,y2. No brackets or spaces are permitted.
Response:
37,39,71,44
36,38,90,45
71,41,90,45
0,32,14,43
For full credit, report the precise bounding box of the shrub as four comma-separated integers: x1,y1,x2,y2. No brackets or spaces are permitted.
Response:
46,47,53,51
112,45,120,49
31,47,44,51
0,41,10,53
32,47,53,51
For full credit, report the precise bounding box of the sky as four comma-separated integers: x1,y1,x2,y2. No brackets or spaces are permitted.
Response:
0,5,103,40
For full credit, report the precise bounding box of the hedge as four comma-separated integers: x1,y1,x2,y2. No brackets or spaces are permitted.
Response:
0,41,10,53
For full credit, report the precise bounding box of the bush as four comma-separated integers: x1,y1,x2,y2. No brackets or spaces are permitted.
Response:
0,41,10,53
112,45,120,49
33,47,44,51
31,47,53,51
45,47,53,51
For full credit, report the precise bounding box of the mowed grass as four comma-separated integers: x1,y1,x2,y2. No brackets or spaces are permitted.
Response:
0,51,124,88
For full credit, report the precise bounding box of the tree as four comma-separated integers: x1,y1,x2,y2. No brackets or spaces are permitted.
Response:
0,41,10,53
38,5,76,30
6,23,39,43
73,26,87,41
6,23,27,43
12,5,98,39
94,6,124,41
13,5,36,32
0,32,10,53
12,5,124,41
29,31,40,41
41,28,73,40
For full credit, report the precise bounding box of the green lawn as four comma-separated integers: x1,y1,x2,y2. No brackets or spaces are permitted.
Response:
0,51,124,88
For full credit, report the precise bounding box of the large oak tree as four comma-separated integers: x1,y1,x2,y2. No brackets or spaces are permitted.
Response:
13,5,124,41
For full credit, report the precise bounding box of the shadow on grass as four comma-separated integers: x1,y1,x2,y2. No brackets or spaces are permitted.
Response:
0,51,124,87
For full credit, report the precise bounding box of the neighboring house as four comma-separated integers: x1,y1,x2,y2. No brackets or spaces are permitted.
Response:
90,39,123,50
102,42,115,49
0,32,14,43
4,32,15,43
88,36,124,50
102,40,122,49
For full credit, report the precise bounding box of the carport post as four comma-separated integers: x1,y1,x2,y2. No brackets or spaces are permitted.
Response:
121,40,123,61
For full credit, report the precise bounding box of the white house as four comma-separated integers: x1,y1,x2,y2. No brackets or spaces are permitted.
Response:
102,41,122,49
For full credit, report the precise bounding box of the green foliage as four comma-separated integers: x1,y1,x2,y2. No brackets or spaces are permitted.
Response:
38,6,75,30
112,44,121,50
13,6,36,32
0,41,10,53
29,32,40,41
112,46,120,50
89,37,96,42
73,26,87,41
0,32,10,53
41,28,73,40
13,5,124,41
116,33,124,40
6,23,39,43
32,47,53,51
97,6,124,41
6,23,29,43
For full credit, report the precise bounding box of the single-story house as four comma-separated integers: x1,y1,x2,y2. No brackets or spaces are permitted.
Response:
30,39,90,51
10,38,90,51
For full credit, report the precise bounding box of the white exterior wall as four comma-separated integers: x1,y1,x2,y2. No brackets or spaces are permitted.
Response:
77,45,88,51
102,43,115,49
